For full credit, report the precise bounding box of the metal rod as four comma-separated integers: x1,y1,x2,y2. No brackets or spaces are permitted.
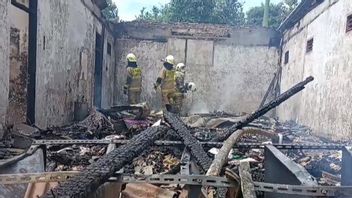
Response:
32,139,347,150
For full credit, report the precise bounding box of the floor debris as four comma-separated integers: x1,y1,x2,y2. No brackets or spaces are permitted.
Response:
1,100,352,197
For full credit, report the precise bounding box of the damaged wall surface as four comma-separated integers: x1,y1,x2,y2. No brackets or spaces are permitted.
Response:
278,0,352,140
35,0,115,127
0,0,10,126
114,22,280,113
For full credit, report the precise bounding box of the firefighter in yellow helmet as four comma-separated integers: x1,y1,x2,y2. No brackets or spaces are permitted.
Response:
154,55,176,112
173,63,186,114
124,53,142,105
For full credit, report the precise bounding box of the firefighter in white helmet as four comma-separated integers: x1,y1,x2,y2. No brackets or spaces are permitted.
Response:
173,63,187,114
154,55,176,112
124,53,142,104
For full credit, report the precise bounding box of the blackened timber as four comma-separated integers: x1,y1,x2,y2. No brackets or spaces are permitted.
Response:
213,76,314,142
164,112,212,172
43,126,167,198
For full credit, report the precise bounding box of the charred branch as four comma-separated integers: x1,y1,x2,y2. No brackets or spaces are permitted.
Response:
164,112,212,172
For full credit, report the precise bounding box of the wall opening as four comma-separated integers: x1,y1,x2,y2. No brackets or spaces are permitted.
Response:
107,42,111,56
346,14,352,32
8,0,36,125
284,51,289,64
94,32,104,108
306,38,313,53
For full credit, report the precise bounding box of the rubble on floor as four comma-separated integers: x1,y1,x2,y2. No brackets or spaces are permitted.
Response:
47,145,107,171
131,147,181,175
0,126,32,160
1,106,350,196
41,107,162,171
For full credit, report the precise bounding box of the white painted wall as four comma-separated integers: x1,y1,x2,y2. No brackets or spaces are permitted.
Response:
114,26,279,113
278,0,352,140
36,0,115,127
114,39,167,108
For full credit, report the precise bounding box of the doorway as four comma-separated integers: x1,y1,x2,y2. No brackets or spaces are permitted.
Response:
94,32,104,108
8,0,37,125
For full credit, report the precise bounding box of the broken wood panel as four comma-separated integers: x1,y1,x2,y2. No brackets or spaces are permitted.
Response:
239,161,256,198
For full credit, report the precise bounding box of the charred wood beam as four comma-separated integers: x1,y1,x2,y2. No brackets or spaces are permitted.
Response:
164,112,212,172
213,76,314,142
43,126,168,198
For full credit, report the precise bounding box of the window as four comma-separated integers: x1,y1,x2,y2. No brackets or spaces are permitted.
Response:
306,38,313,53
107,42,111,55
284,51,289,64
346,14,352,32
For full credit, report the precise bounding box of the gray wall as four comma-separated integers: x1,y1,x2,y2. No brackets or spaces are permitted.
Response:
114,23,279,113
0,0,10,124
35,0,115,127
278,0,352,140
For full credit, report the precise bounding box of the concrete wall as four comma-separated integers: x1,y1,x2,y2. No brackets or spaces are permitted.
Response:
278,0,352,140
114,39,167,108
0,0,10,125
114,23,280,113
35,0,115,127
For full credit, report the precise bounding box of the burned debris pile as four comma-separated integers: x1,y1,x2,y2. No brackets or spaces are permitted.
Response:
2,76,352,197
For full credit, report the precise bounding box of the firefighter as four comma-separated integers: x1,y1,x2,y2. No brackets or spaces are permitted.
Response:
154,55,176,112
123,53,142,105
173,63,187,114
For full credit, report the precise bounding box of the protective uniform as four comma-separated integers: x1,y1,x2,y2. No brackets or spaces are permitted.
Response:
154,55,176,112
173,63,187,114
124,53,142,105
